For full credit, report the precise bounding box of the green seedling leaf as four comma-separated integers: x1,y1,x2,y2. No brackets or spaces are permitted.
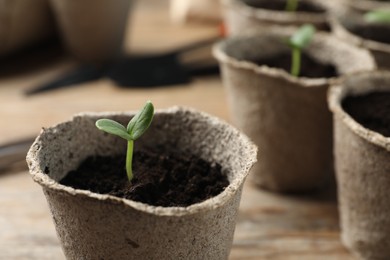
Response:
95,101,155,182
364,10,390,24
96,119,131,141
288,24,316,49
285,0,299,12
127,101,154,140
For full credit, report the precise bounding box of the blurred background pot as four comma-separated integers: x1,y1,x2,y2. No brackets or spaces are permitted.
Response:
49,0,132,63
221,0,339,35
26,107,257,260
213,28,375,192
0,0,54,57
345,0,390,12
328,71,390,260
331,8,390,69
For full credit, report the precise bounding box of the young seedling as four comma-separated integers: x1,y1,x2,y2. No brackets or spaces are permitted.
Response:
95,101,154,182
285,0,299,12
364,10,390,24
287,24,316,77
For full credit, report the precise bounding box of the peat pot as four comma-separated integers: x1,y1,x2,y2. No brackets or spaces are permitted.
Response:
331,8,390,69
26,107,257,260
328,71,390,260
49,0,132,62
213,28,375,192
221,0,339,35
345,0,390,13
0,0,54,57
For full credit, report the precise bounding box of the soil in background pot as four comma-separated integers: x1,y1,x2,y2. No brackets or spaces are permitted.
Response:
60,148,229,207
242,0,325,13
348,24,390,44
250,52,338,78
342,91,390,137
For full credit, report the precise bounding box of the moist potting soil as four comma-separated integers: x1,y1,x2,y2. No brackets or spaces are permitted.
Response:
342,91,390,137
60,149,229,207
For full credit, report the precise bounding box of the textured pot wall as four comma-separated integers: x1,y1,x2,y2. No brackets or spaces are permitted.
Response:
49,0,131,62
214,29,375,192
222,65,330,192
329,71,390,260
27,107,257,260
221,0,335,35
43,186,243,259
331,9,390,69
0,0,54,57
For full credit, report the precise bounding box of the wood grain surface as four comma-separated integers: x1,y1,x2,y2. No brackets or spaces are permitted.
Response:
0,0,354,259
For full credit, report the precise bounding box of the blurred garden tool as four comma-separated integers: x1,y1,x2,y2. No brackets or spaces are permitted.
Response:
26,36,220,95
25,64,106,95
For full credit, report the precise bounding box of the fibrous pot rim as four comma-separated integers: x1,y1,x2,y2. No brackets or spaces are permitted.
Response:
213,28,375,88
26,106,258,217
328,70,390,152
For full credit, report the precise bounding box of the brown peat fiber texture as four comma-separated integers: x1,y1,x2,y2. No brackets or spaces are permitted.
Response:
342,91,390,137
60,149,229,207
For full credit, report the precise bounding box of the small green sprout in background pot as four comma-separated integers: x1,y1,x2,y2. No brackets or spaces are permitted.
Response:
285,0,299,12
95,101,154,182
287,24,316,77
364,9,390,24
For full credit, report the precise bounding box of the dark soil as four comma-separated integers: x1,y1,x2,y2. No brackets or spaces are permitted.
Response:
60,149,229,207
342,92,390,137
250,52,338,78
349,25,390,44
243,0,325,13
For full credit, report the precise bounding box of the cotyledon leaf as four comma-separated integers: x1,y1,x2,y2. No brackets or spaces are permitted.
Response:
127,101,154,140
96,119,132,141
288,24,316,49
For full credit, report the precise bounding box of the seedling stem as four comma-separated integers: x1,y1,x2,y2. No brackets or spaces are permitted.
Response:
126,140,134,181
95,101,154,182
291,47,301,77
287,24,316,77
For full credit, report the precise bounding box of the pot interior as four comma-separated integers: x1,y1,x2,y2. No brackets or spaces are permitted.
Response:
241,0,325,13
31,109,255,186
222,34,290,62
331,72,390,141
338,10,390,44
220,33,339,78
218,30,375,77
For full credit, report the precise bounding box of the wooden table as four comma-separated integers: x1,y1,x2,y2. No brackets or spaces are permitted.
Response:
0,0,354,259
